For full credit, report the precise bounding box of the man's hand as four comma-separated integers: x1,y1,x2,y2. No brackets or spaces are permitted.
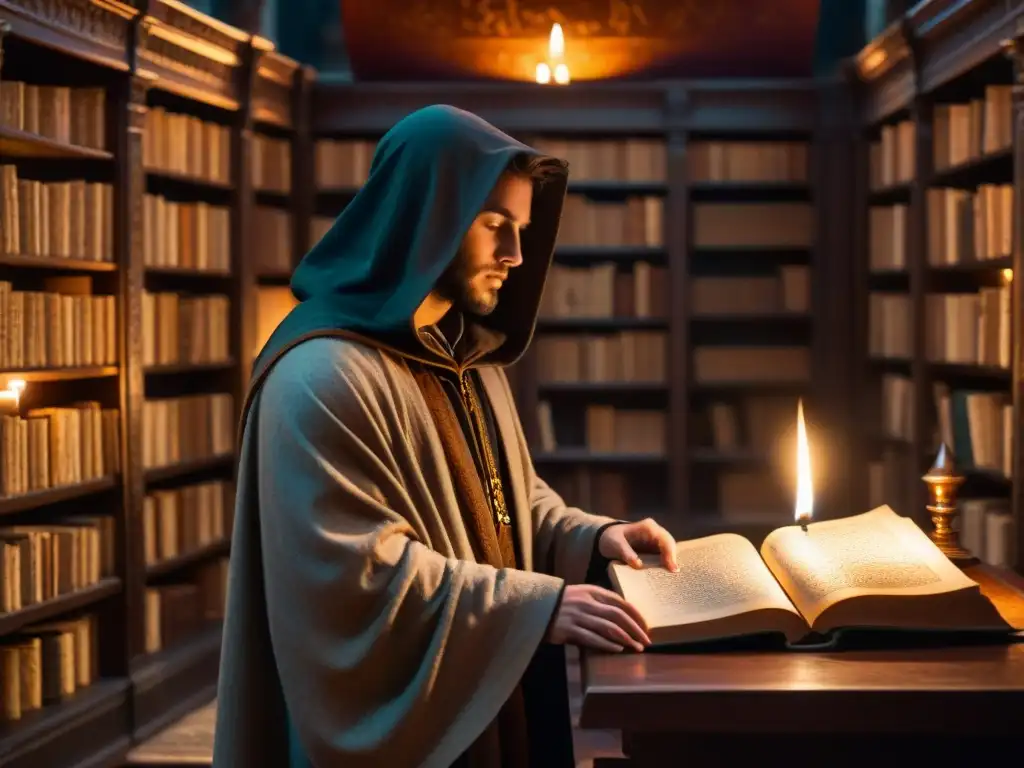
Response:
545,584,651,652
598,518,678,572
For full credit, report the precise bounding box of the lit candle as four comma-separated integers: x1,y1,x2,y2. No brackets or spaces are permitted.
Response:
0,379,26,416
536,23,570,85
794,398,813,530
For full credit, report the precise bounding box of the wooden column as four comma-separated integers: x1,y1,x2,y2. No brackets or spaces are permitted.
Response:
665,86,690,532
810,76,860,519
1007,36,1024,574
119,22,153,670
231,38,269,403
291,65,316,265
907,36,932,528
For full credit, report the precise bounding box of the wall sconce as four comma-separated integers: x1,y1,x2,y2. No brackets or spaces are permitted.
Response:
536,23,570,85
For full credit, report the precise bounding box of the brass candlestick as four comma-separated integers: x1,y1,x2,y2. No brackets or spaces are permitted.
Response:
921,443,976,565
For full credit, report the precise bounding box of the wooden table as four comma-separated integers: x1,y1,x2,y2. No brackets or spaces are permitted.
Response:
579,565,1024,766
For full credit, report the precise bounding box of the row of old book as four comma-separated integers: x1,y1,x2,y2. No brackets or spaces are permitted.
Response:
142,480,232,568
868,284,1011,366
528,137,668,182
0,166,115,261
691,202,812,248
686,141,808,183
141,292,231,367
252,135,292,194
141,394,234,471
143,107,232,185
254,206,294,274
960,498,1016,568
870,120,915,189
873,374,1013,479
0,519,115,612
534,333,667,384
925,288,1011,368
0,280,118,370
933,87,1014,170
143,558,227,654
0,80,106,150
926,185,1014,265
689,269,810,316
0,405,121,497
695,395,798,454
556,195,664,247
536,402,667,456
312,137,814,189
538,262,669,320
314,139,377,188
934,384,1013,479
534,335,811,386
142,193,232,272
869,184,1015,270
876,374,915,442
0,614,99,723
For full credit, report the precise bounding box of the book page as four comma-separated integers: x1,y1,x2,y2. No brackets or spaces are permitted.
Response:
610,533,807,644
760,506,980,628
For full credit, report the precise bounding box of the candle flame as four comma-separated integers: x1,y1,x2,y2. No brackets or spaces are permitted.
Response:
549,23,565,58
536,24,569,84
795,398,813,523
1003,268,1013,283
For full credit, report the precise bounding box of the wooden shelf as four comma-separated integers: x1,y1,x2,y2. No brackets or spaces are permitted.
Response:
146,539,231,580
0,578,122,637
929,147,1013,188
0,126,114,160
534,450,667,466
866,182,912,205
928,362,1012,385
144,361,236,376
0,366,118,383
689,180,809,202
0,475,120,517
536,381,668,395
690,380,808,393
257,272,292,286
568,179,667,196
928,257,1012,275
690,312,811,325
554,245,666,264
145,266,233,280
0,253,118,272
689,449,769,465
145,168,233,194
0,678,131,768
144,455,234,486
535,316,668,332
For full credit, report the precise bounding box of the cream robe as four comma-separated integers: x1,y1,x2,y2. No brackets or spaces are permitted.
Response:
211,335,617,767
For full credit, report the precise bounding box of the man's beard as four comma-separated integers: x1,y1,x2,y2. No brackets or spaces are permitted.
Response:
435,252,502,316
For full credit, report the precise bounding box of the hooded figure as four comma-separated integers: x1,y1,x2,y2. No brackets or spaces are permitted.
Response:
211,104,674,768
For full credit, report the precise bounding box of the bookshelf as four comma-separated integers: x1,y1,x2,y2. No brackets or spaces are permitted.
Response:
851,0,1022,573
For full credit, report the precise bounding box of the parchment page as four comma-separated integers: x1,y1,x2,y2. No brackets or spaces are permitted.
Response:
610,533,803,631
760,506,978,626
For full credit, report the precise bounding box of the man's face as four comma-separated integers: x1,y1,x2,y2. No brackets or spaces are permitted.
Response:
435,172,532,316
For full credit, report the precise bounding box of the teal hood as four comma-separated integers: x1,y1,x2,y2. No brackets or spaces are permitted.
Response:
250,104,569,387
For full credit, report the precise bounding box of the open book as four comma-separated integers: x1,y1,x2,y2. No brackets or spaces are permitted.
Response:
609,506,1018,649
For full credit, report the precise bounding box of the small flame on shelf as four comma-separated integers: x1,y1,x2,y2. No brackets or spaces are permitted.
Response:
1002,268,1013,284
0,379,26,414
795,398,813,528
536,23,570,85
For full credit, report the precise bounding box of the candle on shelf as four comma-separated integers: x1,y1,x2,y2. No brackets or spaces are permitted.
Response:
0,389,18,416
794,398,813,531
535,23,570,85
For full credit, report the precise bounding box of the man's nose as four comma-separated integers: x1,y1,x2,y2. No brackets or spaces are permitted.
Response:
498,233,523,267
